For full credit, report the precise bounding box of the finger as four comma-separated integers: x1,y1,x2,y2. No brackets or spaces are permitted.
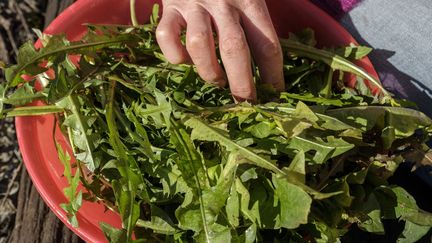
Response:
213,10,256,101
236,0,285,91
156,7,190,64
185,6,226,86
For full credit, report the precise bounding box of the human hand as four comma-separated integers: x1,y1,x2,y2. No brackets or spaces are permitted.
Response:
156,0,284,101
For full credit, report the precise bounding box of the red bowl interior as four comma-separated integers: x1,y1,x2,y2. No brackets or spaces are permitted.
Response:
15,0,379,242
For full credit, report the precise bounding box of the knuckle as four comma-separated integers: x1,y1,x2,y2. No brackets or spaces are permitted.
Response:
242,0,262,6
187,31,210,50
214,3,233,16
207,2,239,23
220,33,248,56
242,0,265,14
156,26,171,41
260,39,282,59
190,0,206,5
187,4,207,15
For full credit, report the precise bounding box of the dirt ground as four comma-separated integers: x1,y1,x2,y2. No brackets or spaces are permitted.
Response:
0,1,81,242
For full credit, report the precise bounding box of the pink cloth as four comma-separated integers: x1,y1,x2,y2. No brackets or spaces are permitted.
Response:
312,0,362,18
336,0,361,12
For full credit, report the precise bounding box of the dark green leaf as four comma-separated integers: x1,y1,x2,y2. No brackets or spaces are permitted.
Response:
285,150,306,184
226,179,240,227
280,39,391,99
100,222,128,243
392,187,432,226
281,92,347,107
336,45,373,60
3,83,44,106
397,221,431,243
136,205,178,235
358,193,385,234
272,175,312,229
170,119,209,191
106,80,142,240
287,136,354,164
326,106,432,136
2,105,64,118
64,95,98,171
185,117,284,174
56,142,82,228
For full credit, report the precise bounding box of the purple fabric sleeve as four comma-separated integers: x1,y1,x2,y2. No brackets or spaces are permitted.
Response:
311,0,362,19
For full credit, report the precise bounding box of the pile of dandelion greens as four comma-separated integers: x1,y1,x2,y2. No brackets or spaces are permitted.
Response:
1,5,432,243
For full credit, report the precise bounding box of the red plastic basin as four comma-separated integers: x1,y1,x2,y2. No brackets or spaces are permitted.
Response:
15,0,378,242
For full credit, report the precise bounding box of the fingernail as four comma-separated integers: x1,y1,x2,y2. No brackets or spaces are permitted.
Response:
233,97,256,104
232,94,257,104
